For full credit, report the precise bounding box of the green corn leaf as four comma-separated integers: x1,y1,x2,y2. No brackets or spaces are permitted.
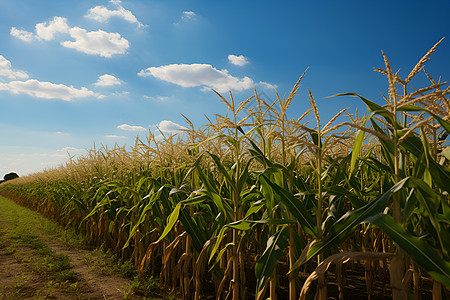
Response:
207,151,235,191
292,177,409,270
238,158,252,192
248,139,272,167
324,185,366,209
244,201,265,219
397,105,450,134
350,126,366,174
367,213,450,288
255,227,289,296
398,131,450,193
123,189,162,249
157,202,181,242
332,93,397,126
310,131,320,147
260,175,316,236
370,119,395,170
178,206,208,254
443,147,450,161
195,165,230,215
209,220,254,264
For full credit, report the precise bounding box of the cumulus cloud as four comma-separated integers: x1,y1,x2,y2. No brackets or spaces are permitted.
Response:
5,79,101,101
61,27,129,57
117,124,146,132
85,0,144,28
228,54,249,66
35,16,70,41
138,63,254,93
10,27,34,42
157,120,186,133
0,56,29,80
10,15,130,58
94,74,121,86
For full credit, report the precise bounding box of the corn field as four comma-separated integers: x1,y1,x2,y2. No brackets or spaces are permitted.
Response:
1,40,450,300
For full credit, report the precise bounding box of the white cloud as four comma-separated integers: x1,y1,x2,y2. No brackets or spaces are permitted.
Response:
111,91,130,97
61,27,129,58
94,74,121,86
85,1,144,28
11,16,129,58
174,11,198,26
258,81,278,90
0,82,9,91
181,11,197,21
117,124,146,131
35,16,70,41
144,95,171,101
10,27,34,42
157,120,186,133
104,135,126,139
138,63,254,93
0,56,29,80
57,146,84,154
5,79,101,101
228,54,249,66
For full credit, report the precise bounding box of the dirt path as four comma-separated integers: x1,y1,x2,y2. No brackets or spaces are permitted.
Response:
46,241,134,299
0,195,162,299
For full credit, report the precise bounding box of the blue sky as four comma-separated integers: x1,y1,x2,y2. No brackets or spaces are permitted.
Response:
1,0,449,176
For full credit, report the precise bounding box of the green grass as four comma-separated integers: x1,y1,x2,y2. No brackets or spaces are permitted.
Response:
0,195,76,283
83,247,137,278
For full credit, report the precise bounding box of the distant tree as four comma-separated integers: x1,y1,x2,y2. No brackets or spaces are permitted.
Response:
3,172,19,181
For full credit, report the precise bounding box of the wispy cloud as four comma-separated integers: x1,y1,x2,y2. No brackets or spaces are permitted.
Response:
0,146,86,176
94,74,121,86
5,79,102,101
117,124,146,132
0,55,29,80
144,95,171,101
181,11,197,21
138,63,254,93
228,54,249,66
174,11,198,26
85,0,145,28
258,81,278,90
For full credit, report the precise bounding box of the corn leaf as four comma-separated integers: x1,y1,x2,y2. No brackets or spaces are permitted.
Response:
292,177,409,270
260,175,316,236
367,213,450,288
157,202,181,242
255,227,289,296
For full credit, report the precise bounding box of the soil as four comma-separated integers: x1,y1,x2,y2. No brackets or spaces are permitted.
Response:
0,195,168,300
0,227,138,299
